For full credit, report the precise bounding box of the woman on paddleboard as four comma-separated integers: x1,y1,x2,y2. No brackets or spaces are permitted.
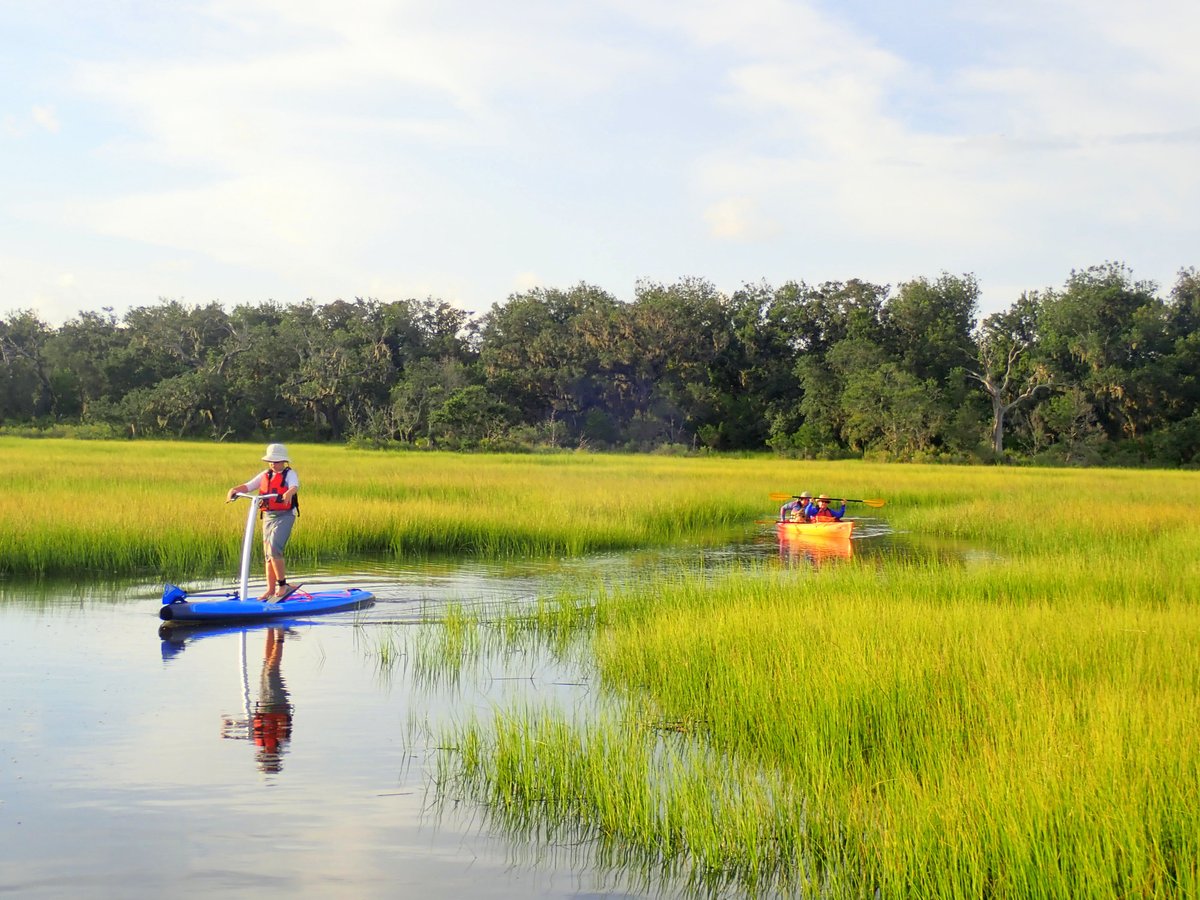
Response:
226,443,300,601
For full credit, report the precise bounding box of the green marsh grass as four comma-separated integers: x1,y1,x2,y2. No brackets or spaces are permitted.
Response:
369,596,597,693
0,437,801,576
434,466,1200,897
8,437,1200,894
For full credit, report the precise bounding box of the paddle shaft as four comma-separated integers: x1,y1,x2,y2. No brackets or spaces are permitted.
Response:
769,493,885,507
757,518,856,524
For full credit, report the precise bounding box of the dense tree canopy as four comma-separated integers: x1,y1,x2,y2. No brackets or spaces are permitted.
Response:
3,264,1198,466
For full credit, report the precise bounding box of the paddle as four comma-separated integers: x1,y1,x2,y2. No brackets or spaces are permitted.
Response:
756,517,863,524
768,493,886,508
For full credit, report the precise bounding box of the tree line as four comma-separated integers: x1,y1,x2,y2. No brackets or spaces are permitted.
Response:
2,261,1198,466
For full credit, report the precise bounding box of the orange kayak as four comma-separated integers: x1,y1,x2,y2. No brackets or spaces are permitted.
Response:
776,520,854,541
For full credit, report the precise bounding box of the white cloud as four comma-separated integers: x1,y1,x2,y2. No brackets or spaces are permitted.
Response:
49,0,663,304
2,106,62,138
32,105,61,133
628,0,1200,306
703,197,782,241
512,271,543,292
1,255,86,321
5,0,1199,325
74,0,652,170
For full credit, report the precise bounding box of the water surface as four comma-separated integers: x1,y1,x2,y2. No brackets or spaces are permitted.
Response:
1,524,917,898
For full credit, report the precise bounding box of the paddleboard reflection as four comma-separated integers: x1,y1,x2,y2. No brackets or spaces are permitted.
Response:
163,623,300,773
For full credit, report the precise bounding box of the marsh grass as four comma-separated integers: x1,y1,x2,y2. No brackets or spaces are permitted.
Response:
441,707,816,897
369,594,599,696
593,566,1199,894
0,438,793,576
434,467,1200,897
8,437,1200,894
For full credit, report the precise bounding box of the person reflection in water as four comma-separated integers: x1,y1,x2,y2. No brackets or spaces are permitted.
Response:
220,628,295,772
222,628,294,773
252,628,293,773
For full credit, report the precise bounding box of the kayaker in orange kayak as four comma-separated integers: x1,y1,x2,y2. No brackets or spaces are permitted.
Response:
780,491,813,522
809,494,847,521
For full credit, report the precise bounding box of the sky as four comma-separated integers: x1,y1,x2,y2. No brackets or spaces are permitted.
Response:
4,0,1199,326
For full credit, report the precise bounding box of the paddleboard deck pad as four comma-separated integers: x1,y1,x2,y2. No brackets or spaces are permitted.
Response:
160,583,374,624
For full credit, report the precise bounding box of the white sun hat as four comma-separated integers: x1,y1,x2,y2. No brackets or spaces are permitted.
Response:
262,443,290,462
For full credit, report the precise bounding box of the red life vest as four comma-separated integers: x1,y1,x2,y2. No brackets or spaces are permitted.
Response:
813,507,839,522
259,468,298,514
253,709,292,752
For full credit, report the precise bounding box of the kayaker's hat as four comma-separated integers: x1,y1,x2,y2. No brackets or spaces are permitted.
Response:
262,443,289,462
817,494,830,501
799,491,812,499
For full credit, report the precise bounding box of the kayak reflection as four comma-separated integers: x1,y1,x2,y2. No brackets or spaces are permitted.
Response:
777,532,853,565
220,628,294,773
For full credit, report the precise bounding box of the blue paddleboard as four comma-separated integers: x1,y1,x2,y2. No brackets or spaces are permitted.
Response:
160,584,374,624
160,493,375,628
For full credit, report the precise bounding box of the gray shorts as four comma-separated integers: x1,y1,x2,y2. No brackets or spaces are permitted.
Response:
262,512,295,559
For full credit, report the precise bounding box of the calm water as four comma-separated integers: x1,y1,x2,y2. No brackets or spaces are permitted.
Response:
0,523,910,899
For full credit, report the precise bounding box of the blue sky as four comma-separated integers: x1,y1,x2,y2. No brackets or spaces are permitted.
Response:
4,0,1198,325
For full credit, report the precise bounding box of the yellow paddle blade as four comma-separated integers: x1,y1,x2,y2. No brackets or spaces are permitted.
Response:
768,493,794,501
